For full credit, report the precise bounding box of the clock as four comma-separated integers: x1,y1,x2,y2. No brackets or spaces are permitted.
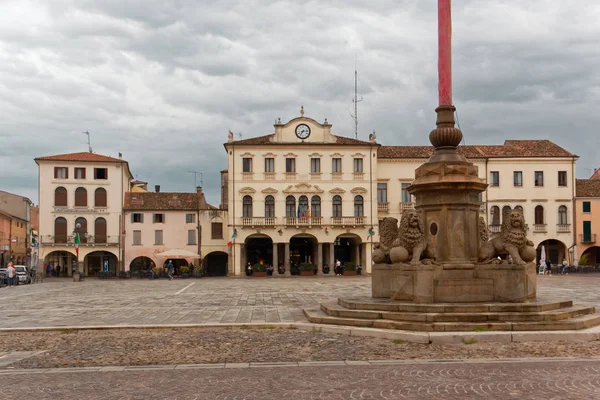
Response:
295,124,311,139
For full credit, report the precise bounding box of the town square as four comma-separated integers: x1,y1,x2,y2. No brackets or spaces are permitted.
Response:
2,0,600,399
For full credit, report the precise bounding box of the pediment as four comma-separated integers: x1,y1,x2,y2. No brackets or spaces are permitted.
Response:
238,187,256,195
350,187,367,194
262,152,277,158
240,152,255,158
329,152,345,158
283,152,298,158
261,187,278,194
282,183,324,194
351,153,366,158
308,152,323,158
329,187,346,195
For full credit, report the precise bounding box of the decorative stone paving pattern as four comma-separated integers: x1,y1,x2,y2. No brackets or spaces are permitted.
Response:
0,359,599,399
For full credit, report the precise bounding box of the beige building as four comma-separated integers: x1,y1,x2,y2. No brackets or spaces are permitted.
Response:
35,152,133,276
224,110,378,275
123,187,229,275
575,179,600,265
0,190,34,266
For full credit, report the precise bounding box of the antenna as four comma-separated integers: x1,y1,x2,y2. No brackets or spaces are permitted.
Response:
234,132,243,140
349,55,363,139
82,131,93,153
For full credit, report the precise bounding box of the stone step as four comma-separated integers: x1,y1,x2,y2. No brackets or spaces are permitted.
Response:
320,303,596,323
338,298,574,313
303,308,600,332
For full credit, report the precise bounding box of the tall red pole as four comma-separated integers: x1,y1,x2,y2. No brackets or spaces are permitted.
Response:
438,0,452,106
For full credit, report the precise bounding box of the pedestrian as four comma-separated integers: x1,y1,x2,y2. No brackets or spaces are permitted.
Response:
246,262,253,276
189,263,195,277
46,263,53,277
561,259,569,275
148,263,154,280
56,265,61,277
167,260,174,280
545,259,552,275
7,262,16,287
335,259,342,276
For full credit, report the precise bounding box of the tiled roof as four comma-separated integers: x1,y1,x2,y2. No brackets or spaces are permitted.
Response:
576,179,600,197
35,152,125,163
378,140,575,159
228,134,373,146
590,169,600,180
124,192,200,211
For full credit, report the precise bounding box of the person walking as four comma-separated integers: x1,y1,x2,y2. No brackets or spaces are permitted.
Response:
7,262,16,287
167,260,174,281
561,259,569,275
148,263,154,280
335,259,342,276
545,259,552,275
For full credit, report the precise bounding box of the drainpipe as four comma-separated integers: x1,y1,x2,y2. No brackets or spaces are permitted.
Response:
571,156,577,262
369,144,375,269
231,144,236,276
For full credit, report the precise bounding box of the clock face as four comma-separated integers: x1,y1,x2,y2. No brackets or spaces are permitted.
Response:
295,124,311,139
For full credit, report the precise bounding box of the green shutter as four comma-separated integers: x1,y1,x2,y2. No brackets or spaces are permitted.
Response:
583,221,592,242
583,202,591,213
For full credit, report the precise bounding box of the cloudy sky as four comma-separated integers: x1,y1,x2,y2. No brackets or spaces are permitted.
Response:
1,0,599,206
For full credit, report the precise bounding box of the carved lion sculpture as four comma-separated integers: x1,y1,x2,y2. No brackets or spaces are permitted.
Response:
390,209,436,265
478,216,489,249
478,208,535,265
371,217,399,264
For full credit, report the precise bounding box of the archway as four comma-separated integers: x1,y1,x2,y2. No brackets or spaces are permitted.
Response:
129,256,155,273
245,235,273,267
44,250,76,277
84,251,118,276
162,259,189,276
334,234,363,267
290,234,317,275
581,246,600,265
203,251,228,276
536,239,567,266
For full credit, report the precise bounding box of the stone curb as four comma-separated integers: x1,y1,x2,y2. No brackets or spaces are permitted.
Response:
1,357,600,375
0,322,598,344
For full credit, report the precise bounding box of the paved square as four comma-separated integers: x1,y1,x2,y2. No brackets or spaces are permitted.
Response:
0,275,599,329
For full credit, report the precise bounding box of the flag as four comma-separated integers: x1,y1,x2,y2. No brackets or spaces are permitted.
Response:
307,206,311,219
227,230,237,246
366,228,375,241
74,232,81,256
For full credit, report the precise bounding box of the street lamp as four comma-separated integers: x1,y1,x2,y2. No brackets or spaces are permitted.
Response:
72,222,87,282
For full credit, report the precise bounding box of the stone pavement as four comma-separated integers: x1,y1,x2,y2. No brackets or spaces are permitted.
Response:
0,274,599,329
0,358,599,399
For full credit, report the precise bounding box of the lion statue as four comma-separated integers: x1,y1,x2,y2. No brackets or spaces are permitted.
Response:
478,216,489,250
371,217,399,264
478,208,535,265
389,209,436,265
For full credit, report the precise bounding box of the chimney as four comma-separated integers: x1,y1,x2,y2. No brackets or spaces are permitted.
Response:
155,185,160,193
118,152,122,159
197,186,208,209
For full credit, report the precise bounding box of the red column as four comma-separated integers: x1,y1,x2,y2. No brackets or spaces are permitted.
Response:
438,0,452,106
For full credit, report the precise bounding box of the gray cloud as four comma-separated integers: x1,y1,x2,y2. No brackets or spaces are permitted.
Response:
1,0,599,207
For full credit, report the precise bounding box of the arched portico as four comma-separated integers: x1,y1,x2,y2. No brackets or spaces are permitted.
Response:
244,234,273,267
289,234,318,275
84,250,118,276
581,246,600,265
203,251,228,276
536,239,567,266
334,233,364,267
129,256,156,273
44,250,77,277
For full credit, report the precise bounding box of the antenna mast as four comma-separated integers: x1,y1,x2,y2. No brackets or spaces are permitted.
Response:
350,56,363,139
82,131,93,153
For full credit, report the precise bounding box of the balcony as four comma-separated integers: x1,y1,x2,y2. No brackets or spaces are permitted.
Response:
557,224,571,233
377,202,389,212
285,172,297,180
353,172,364,180
39,235,119,246
331,172,342,180
489,224,501,234
331,216,366,227
242,172,253,181
241,217,276,227
263,172,275,181
284,217,322,226
310,172,322,180
580,234,596,244
533,224,547,233
400,202,415,211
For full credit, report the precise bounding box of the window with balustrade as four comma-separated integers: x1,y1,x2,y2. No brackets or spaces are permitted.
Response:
534,205,544,224
242,158,252,173
311,196,321,218
242,195,253,218
286,158,296,173
401,183,411,203
265,195,275,218
298,195,309,218
377,183,387,204
264,158,274,173
332,158,342,173
75,217,88,243
332,195,342,218
311,158,321,173
353,158,363,173
501,206,512,224
558,206,568,225
285,196,296,217
354,195,364,217
490,206,500,225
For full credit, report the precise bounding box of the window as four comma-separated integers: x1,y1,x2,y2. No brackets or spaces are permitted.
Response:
188,230,196,245
75,168,86,179
133,230,142,245
515,205,523,212
285,158,296,173
285,196,296,217
54,217,67,244
154,230,163,245
310,158,321,173
298,195,309,217
242,195,253,218
94,168,108,180
74,217,87,243
534,171,544,187
242,158,252,173
75,187,87,207
95,218,107,244
94,188,107,207
332,195,342,218
54,167,68,179
54,187,67,207
534,205,544,224
490,171,499,187
132,213,144,223
186,214,196,224
558,171,567,187
353,158,363,173
265,195,275,218
502,206,512,224
558,206,568,225
583,201,591,213
401,183,411,203
354,195,364,217
490,206,500,225
264,158,274,173
153,213,165,223
513,171,522,187
377,183,387,204
311,196,321,218
583,221,592,242
211,222,223,239
332,158,342,173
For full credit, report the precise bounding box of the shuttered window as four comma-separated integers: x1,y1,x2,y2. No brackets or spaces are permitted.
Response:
211,223,223,239
95,188,107,207
55,187,67,206
75,187,87,207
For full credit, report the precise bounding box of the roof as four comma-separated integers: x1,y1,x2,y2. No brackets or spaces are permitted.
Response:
227,134,373,146
590,169,600,180
124,192,218,211
35,152,125,163
378,140,575,159
576,179,600,198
